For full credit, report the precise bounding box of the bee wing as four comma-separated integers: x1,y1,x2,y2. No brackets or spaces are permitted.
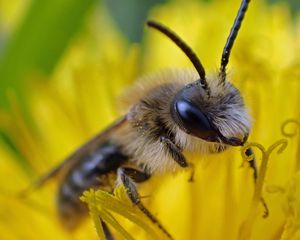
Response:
20,115,128,197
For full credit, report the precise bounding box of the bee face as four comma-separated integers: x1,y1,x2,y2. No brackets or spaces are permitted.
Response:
171,76,250,146
147,0,252,147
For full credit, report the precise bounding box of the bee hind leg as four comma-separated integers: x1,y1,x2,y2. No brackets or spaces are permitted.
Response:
101,220,115,240
117,167,173,240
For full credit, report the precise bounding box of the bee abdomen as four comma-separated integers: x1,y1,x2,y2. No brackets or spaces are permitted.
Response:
57,141,128,229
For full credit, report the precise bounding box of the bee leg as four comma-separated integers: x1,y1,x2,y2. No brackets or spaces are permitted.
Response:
188,163,195,182
245,148,269,218
118,167,151,183
160,136,188,168
245,148,258,181
117,167,173,240
101,220,114,240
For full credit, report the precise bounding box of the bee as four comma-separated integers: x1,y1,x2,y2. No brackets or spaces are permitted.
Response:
27,0,254,239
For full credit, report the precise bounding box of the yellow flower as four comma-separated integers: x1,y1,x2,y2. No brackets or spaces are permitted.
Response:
1,0,300,240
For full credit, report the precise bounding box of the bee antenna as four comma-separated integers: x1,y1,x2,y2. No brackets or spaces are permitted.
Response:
220,0,250,82
147,20,209,93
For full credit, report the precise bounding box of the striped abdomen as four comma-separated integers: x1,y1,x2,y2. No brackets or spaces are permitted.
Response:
57,141,128,229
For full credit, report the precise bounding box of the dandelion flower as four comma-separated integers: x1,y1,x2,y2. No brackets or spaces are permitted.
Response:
1,1,300,240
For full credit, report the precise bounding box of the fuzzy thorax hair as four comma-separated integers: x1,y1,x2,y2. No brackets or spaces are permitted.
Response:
116,69,251,174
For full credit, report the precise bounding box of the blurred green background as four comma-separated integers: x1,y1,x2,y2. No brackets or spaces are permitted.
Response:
0,0,299,170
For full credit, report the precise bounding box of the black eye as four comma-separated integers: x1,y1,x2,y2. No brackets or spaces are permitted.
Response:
173,99,218,140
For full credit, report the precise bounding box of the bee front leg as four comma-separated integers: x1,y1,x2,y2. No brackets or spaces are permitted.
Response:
117,167,173,240
245,148,269,218
188,162,195,182
160,136,188,168
245,148,258,181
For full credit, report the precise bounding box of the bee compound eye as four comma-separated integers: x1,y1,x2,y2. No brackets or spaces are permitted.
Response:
173,99,218,140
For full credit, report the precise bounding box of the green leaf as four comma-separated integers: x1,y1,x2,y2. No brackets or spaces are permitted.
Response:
0,130,33,175
267,0,300,15
0,0,98,109
104,0,167,43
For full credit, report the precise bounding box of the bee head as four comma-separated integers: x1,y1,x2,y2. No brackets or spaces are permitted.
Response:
171,79,250,146
147,0,250,146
